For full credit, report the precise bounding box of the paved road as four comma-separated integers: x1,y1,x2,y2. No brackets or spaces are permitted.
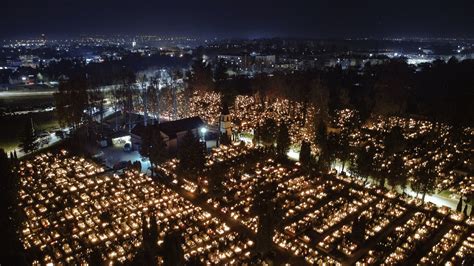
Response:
0,90,56,98
100,145,151,172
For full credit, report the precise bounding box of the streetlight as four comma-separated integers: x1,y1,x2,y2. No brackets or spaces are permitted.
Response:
200,127,207,149
200,127,207,140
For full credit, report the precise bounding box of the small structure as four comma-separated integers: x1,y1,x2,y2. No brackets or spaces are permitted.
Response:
131,116,205,154
219,102,233,140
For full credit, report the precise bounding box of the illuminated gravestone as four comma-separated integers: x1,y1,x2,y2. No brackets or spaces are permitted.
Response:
17,151,253,264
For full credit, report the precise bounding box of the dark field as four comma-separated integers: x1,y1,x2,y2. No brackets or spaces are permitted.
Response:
0,93,58,152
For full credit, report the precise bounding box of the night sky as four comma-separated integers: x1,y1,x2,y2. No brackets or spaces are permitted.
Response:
2,0,473,39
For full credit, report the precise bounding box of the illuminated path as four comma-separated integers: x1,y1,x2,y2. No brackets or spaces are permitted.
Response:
332,160,463,211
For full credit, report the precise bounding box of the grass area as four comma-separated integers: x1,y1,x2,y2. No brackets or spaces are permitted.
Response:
436,190,473,205
0,111,59,152
0,92,58,152
438,190,453,198
239,132,254,139
0,94,54,109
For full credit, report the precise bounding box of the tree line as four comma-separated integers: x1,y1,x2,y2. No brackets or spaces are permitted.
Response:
209,58,474,127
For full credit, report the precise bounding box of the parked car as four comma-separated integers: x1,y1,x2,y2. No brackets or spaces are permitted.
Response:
98,139,108,148
123,143,132,152
55,130,65,139
92,151,104,158
38,132,50,138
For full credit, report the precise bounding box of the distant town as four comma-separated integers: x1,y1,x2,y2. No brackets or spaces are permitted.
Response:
1,36,474,90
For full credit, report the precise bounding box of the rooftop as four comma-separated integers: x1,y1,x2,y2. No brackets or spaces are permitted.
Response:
159,116,204,138
131,116,205,139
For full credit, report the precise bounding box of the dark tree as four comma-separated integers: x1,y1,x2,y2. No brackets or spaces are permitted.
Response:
0,149,25,264
310,76,330,121
412,159,437,203
219,133,231,146
384,126,406,155
253,124,261,146
19,118,38,154
276,122,291,157
315,119,330,169
351,145,376,183
136,213,159,265
148,129,168,173
88,249,103,266
188,59,214,93
132,161,142,172
162,230,184,266
253,181,279,255
326,133,339,170
351,215,368,244
214,60,229,84
140,126,168,177
207,163,225,196
386,154,407,191
456,196,463,212
260,118,278,147
372,59,413,116
335,132,350,173
54,74,89,129
178,130,206,179
299,140,312,170
87,79,106,131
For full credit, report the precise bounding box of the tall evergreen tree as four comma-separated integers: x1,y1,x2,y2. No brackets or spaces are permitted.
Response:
335,133,350,172
351,145,376,183
140,127,153,173
88,249,103,266
188,59,214,93
208,163,225,196
351,215,368,244
299,140,312,170
253,181,279,255
163,230,184,266
413,159,437,203
315,119,330,169
214,60,229,84
178,130,206,179
219,133,231,146
0,149,25,264
140,126,168,177
260,118,278,147
326,133,339,169
276,122,290,157
149,129,168,177
54,74,89,129
384,126,406,155
386,154,408,191
456,196,463,212
136,213,159,265
19,118,38,154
